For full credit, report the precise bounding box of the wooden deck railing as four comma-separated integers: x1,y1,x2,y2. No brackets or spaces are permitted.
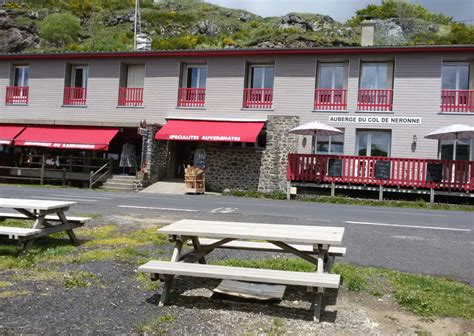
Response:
243,88,273,109
314,89,347,110
5,86,29,105
440,90,474,113
287,154,474,191
358,89,393,111
63,87,87,106
177,88,206,107
118,87,144,107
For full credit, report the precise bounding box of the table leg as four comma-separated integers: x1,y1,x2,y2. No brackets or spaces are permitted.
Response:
191,237,206,264
57,211,79,245
158,239,183,307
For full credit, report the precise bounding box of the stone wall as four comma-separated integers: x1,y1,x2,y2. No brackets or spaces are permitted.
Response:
197,143,263,192
258,115,299,192
143,126,169,184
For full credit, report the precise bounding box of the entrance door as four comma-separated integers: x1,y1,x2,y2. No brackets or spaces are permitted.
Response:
175,142,197,178
356,130,391,157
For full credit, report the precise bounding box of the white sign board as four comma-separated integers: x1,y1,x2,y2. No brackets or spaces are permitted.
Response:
329,116,422,125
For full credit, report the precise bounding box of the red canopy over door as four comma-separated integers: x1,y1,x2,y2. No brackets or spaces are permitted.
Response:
0,125,26,145
14,126,120,150
155,120,265,142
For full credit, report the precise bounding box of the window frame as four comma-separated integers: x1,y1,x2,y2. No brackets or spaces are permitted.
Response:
12,65,29,87
183,64,208,89
439,139,473,161
359,62,393,90
355,129,392,157
441,62,470,91
70,65,88,88
248,64,274,89
317,63,346,90
312,128,345,155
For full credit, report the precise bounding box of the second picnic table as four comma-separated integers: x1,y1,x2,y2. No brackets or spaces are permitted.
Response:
139,219,345,321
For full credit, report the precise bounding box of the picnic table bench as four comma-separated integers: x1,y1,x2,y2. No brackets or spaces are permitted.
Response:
139,219,345,321
0,198,90,252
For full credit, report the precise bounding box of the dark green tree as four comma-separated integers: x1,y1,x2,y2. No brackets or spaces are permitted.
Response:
39,12,82,47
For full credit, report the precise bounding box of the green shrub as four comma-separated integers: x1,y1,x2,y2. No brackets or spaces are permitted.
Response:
39,12,82,47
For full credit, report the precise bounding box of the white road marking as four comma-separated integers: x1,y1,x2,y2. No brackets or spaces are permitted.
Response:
344,221,470,232
211,207,238,214
29,196,98,202
345,209,447,217
47,194,113,200
392,235,425,241
118,205,198,212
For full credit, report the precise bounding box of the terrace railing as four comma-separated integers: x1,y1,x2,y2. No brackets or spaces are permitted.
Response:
243,88,273,109
63,87,87,106
314,89,347,110
440,90,474,113
5,86,29,105
287,154,474,192
358,89,393,111
118,87,144,107
177,88,206,108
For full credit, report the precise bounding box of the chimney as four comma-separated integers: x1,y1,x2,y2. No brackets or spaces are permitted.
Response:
360,19,375,47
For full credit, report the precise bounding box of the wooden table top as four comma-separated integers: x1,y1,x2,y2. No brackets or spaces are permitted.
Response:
159,219,344,245
0,198,76,211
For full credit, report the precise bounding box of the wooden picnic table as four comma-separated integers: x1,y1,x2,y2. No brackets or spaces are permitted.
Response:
139,219,345,321
0,198,88,252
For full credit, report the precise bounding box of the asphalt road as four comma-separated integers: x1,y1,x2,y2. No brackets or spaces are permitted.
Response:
1,185,473,284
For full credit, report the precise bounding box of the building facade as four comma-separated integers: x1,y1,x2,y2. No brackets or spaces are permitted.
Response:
0,45,473,192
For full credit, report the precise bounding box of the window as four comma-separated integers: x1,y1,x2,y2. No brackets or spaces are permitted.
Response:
118,64,145,107
12,65,29,87
313,129,344,155
185,65,207,89
360,63,390,89
442,63,469,90
440,139,472,161
318,63,344,89
249,65,274,89
356,130,391,157
71,65,88,88
64,65,88,106
126,64,145,88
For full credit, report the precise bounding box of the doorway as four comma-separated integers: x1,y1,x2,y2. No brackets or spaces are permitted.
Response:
174,141,197,178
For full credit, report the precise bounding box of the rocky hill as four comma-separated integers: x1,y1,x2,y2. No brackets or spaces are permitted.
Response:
0,0,472,53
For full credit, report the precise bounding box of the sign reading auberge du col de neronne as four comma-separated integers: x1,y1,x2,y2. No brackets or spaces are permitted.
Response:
329,116,422,124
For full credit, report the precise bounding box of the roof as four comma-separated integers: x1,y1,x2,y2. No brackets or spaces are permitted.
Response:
0,45,473,60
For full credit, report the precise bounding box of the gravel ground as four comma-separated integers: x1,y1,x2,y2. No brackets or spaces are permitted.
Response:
0,215,472,335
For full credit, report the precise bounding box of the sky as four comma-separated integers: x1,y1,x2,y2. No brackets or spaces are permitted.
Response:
205,0,474,23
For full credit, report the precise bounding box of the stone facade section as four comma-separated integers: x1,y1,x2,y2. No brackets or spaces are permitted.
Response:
258,115,299,193
143,126,169,184
197,143,263,192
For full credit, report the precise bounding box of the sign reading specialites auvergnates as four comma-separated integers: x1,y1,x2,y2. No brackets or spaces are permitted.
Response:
329,116,422,124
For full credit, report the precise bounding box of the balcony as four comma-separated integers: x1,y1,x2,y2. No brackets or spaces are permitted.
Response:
118,87,144,107
358,89,393,111
243,88,273,109
177,88,206,108
5,86,29,105
440,90,474,113
314,89,347,111
63,87,87,106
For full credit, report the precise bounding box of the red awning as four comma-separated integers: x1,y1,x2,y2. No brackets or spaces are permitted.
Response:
155,120,265,142
0,125,26,145
14,126,120,150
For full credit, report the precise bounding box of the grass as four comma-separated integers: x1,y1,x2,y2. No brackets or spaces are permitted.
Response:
214,258,474,320
135,314,176,334
63,270,97,289
224,189,474,212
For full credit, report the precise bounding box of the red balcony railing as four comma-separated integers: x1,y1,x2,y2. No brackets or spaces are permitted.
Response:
118,87,144,107
5,86,29,105
243,88,273,109
358,89,393,111
440,90,474,113
63,87,87,106
177,88,206,107
315,89,347,110
287,154,474,192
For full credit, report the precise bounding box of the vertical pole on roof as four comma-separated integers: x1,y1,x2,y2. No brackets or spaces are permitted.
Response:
133,0,138,50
